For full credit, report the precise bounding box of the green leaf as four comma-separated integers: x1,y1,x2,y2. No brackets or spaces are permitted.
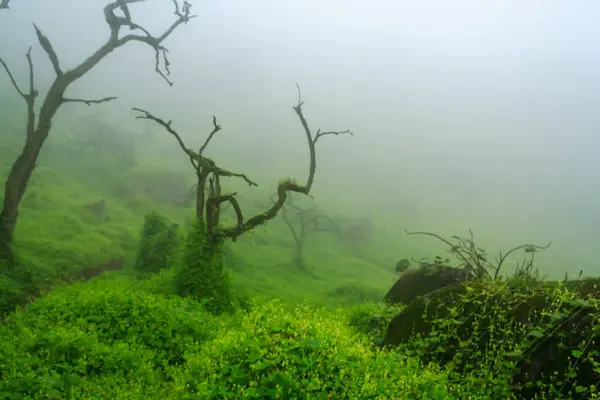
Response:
527,329,544,339
575,385,587,393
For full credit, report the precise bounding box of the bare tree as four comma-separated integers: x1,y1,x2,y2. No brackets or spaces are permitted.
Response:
133,85,352,246
280,193,339,271
0,0,194,264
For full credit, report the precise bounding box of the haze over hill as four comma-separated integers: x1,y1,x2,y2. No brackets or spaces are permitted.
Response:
2,0,599,277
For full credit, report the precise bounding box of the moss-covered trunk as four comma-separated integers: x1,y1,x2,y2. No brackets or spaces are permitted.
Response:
174,217,231,314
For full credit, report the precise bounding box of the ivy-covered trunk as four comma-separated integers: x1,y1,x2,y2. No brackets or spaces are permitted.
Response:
174,217,232,314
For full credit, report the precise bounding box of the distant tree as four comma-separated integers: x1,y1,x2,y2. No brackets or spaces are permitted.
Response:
133,86,352,307
280,193,339,272
0,0,194,265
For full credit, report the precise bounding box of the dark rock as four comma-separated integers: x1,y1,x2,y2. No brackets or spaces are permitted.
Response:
383,278,600,399
384,263,472,305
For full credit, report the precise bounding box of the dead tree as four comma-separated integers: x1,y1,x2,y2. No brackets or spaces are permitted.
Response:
133,85,352,248
405,229,551,280
280,193,339,271
0,0,194,264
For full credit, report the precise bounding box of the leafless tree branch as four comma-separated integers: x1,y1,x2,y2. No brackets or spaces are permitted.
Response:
102,0,196,86
133,86,351,242
218,85,353,239
62,96,117,106
33,24,62,76
0,47,38,137
199,115,221,154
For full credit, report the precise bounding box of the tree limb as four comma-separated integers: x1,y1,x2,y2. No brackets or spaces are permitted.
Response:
134,87,351,242
33,24,62,76
62,96,117,106
199,116,220,154
101,0,196,86
0,47,38,137
218,85,353,240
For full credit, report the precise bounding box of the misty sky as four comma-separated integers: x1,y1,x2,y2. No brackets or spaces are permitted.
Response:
2,0,600,275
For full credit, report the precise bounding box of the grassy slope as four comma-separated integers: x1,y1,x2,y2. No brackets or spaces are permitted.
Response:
1,117,408,309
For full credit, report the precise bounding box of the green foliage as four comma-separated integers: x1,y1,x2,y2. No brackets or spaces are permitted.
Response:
346,301,405,342
327,282,385,306
392,279,600,399
174,218,232,314
171,301,458,399
0,280,218,399
0,272,24,315
134,212,179,274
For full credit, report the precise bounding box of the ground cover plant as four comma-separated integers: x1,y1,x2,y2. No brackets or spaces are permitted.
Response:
1,1,599,399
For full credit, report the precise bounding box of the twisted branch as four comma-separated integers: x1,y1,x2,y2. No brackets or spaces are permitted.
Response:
134,86,352,242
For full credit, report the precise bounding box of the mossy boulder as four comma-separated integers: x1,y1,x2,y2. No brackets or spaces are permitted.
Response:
383,263,472,305
383,278,600,399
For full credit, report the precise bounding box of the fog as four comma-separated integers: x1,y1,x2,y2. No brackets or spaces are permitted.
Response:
2,0,600,277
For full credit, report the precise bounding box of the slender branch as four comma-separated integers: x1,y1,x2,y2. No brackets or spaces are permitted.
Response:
62,96,117,106
132,107,194,159
132,107,258,188
212,164,257,187
493,242,551,279
198,115,221,154
0,48,38,137
405,229,476,274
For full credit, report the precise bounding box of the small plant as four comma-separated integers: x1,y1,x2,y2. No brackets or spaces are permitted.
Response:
133,212,179,274
405,228,551,280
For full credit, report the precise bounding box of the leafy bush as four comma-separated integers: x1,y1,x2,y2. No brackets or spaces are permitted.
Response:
173,301,459,399
346,301,405,342
0,280,218,399
134,212,179,274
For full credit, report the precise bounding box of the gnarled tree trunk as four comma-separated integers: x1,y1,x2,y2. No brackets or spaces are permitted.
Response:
0,0,193,265
0,127,50,263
